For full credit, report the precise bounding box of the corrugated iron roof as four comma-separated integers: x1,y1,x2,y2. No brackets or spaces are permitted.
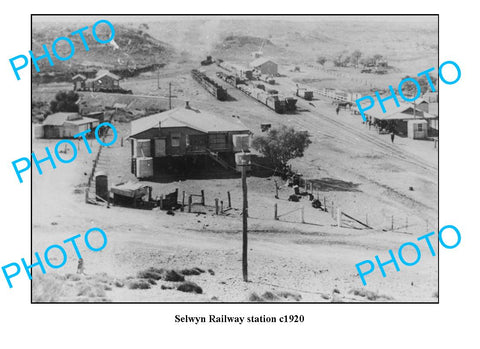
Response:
43,112,81,126
87,70,121,82
250,57,276,68
72,74,86,80
64,116,99,126
130,105,250,137
96,71,121,81
364,97,438,121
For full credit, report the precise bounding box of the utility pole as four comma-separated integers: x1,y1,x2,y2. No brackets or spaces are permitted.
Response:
169,82,172,110
241,164,248,282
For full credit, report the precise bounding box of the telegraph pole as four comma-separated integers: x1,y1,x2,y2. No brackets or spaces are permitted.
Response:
241,164,248,282
169,82,172,110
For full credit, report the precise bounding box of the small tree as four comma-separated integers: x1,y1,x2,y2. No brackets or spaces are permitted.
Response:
351,50,362,67
316,56,327,66
373,54,383,65
50,90,80,113
252,126,312,172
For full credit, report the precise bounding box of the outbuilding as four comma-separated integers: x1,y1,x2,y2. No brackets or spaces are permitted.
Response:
85,70,121,91
42,112,99,138
249,57,278,76
72,74,87,91
407,119,428,139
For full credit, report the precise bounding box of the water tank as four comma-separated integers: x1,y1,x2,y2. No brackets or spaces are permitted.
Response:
235,152,251,172
232,134,250,152
95,171,108,202
136,157,153,179
133,139,151,157
34,125,44,139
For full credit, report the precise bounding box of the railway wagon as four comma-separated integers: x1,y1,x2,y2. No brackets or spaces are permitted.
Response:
216,71,289,114
191,69,228,101
285,97,298,112
266,95,286,114
296,88,314,101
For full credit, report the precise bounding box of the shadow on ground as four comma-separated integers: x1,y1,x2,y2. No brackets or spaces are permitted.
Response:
309,178,361,192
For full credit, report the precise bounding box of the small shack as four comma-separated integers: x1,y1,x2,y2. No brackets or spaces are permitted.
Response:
42,112,99,138
72,74,87,91
111,181,152,208
407,119,428,139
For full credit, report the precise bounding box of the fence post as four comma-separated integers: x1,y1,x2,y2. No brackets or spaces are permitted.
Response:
201,190,205,205
227,191,231,208
215,199,219,215
181,191,185,212
323,197,326,211
221,200,224,214
337,208,341,227
160,195,164,210
331,202,335,218
274,203,278,220
188,195,192,213
391,215,394,230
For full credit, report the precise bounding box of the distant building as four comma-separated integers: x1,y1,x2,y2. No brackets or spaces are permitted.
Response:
250,57,278,76
128,102,251,178
72,70,122,92
422,91,438,116
362,99,438,138
72,74,87,91
42,112,99,138
86,70,121,91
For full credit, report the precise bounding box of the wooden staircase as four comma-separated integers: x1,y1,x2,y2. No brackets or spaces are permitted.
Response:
206,148,231,170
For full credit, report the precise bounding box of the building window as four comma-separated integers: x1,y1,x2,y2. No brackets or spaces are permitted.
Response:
171,133,181,147
417,124,423,131
209,134,227,146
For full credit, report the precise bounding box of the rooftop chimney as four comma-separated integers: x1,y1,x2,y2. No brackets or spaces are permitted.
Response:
185,101,190,109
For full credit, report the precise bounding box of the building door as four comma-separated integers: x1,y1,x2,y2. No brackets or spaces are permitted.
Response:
154,138,166,157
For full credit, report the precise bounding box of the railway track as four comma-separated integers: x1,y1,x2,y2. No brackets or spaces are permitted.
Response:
287,100,438,174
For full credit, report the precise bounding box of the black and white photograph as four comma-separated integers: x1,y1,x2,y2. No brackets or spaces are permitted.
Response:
4,0,480,347
30,14,439,303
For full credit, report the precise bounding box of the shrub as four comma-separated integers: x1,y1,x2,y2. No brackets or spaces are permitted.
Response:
127,279,151,290
164,270,185,282
252,126,311,172
50,90,79,113
177,282,202,294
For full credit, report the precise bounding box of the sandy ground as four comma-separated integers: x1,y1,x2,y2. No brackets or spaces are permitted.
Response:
32,63,438,302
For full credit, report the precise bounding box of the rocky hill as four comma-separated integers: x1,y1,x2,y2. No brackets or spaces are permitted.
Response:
31,22,175,81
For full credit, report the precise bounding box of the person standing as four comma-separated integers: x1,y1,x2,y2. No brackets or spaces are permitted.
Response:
336,106,340,115
390,131,395,143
